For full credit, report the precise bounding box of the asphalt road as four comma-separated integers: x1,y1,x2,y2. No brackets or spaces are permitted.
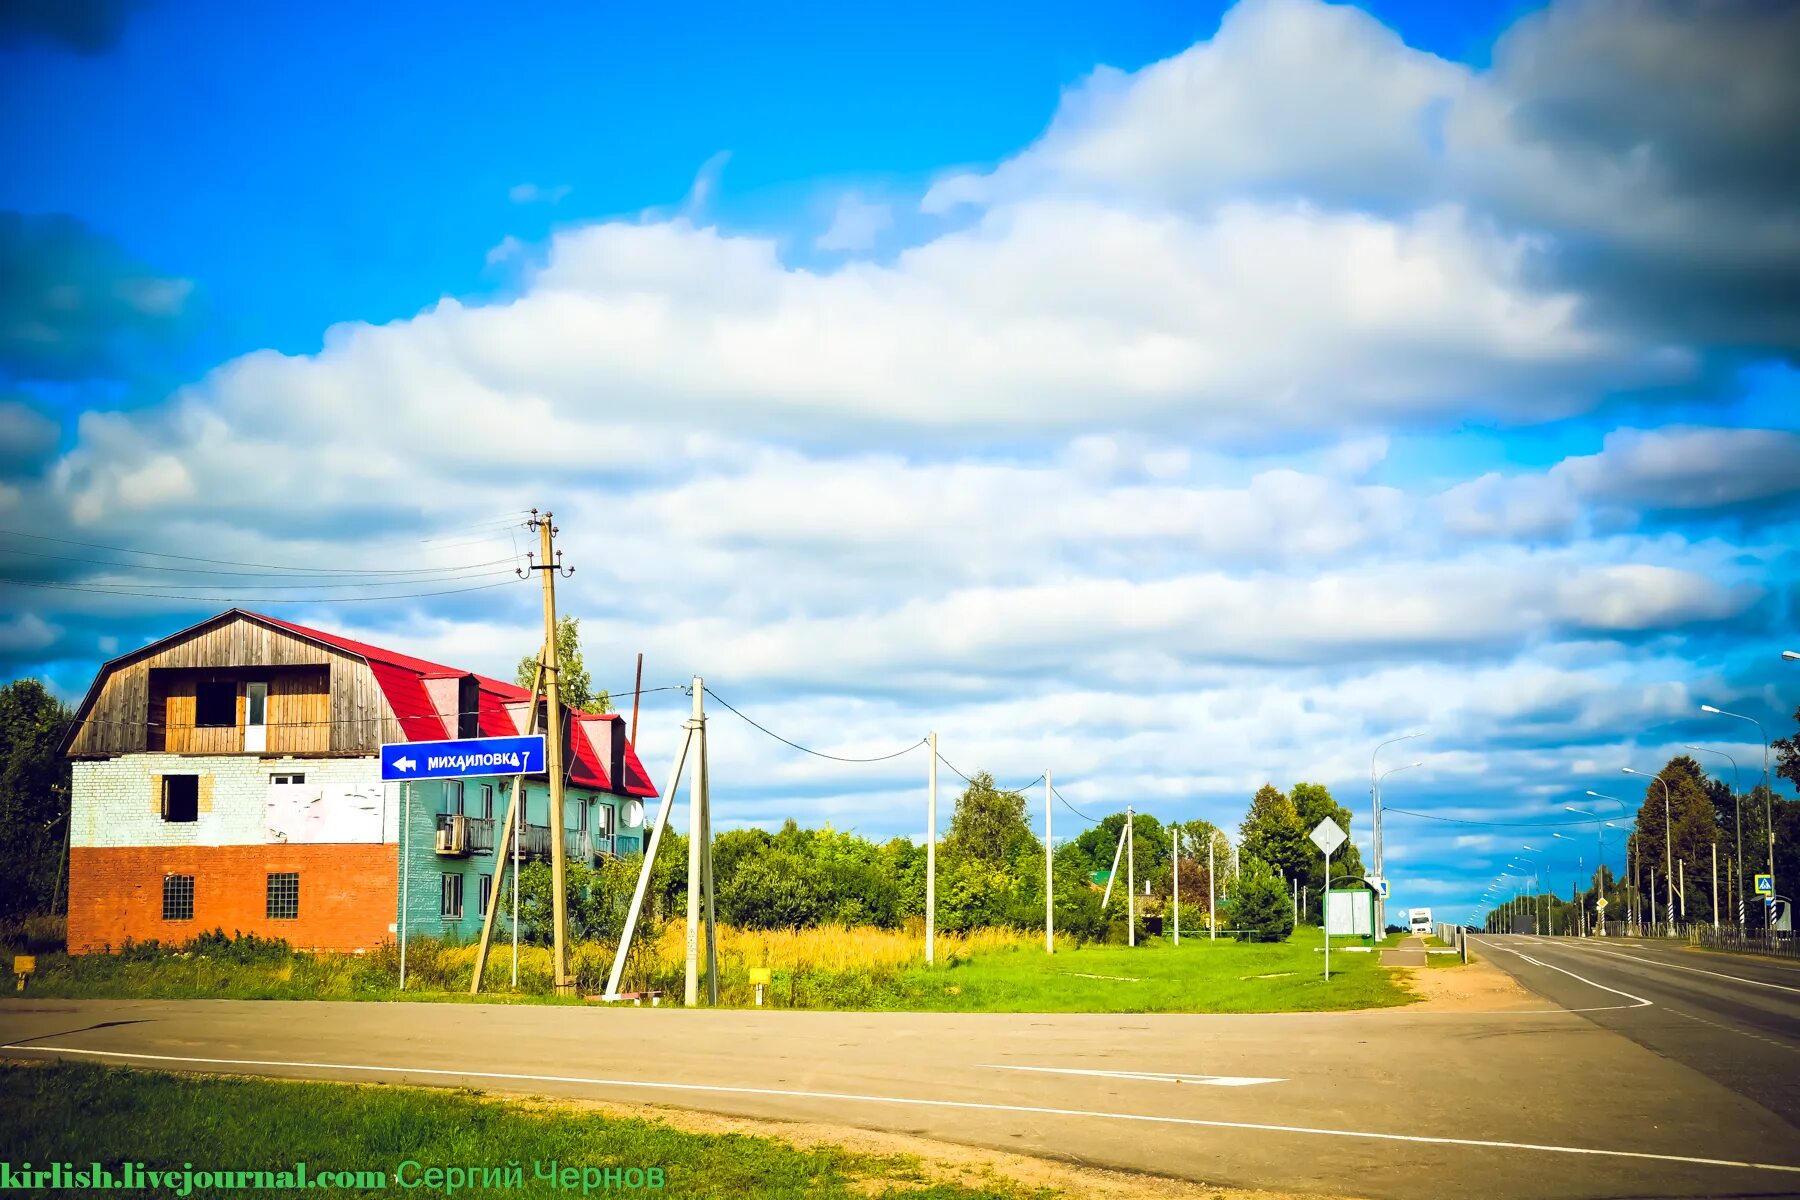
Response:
3,953,1798,1200
1473,934,1800,1123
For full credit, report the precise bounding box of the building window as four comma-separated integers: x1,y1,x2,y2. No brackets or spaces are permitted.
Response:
161,775,199,823
442,780,464,816
270,772,306,785
479,784,494,819
266,872,299,920
477,874,491,918
598,802,616,840
441,873,463,920
195,681,236,727
162,874,194,921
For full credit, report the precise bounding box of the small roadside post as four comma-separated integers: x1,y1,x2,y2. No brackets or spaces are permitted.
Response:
1309,817,1347,981
749,967,772,1007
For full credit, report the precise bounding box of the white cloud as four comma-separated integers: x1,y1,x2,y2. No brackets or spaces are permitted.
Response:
816,192,894,252
7,0,1793,933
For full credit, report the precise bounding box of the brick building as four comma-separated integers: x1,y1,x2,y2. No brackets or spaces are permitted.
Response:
62,609,656,953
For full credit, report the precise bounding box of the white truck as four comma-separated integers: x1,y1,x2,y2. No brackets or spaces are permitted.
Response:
1408,907,1433,936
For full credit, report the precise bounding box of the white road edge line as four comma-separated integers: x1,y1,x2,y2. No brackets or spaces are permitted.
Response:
14,1044,1798,1176
1469,937,1653,1009
980,1064,1283,1086
1556,942,1800,995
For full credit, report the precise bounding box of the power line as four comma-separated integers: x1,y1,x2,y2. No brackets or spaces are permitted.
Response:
0,567,519,591
0,525,527,575
1050,783,1100,825
0,577,524,603
76,685,692,732
703,687,926,763
932,749,1043,794
0,545,521,579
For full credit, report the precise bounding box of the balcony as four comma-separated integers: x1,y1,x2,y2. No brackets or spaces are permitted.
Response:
503,824,635,863
434,814,495,857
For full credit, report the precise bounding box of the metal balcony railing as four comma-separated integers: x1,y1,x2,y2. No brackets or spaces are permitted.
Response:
434,814,496,857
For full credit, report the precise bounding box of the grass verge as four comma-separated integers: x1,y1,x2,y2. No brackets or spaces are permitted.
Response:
0,1062,1054,1198
4,925,1412,1013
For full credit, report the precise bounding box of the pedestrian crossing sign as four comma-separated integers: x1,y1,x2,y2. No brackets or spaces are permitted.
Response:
1755,873,1775,896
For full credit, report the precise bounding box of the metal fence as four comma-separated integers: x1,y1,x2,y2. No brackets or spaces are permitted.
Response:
1688,926,1799,960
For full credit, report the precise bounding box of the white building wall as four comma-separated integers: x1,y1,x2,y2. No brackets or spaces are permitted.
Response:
71,754,388,849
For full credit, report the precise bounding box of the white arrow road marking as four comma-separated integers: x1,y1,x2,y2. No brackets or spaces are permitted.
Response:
392,757,417,773
982,1064,1283,1086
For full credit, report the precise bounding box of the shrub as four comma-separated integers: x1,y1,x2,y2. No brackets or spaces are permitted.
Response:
1227,859,1295,943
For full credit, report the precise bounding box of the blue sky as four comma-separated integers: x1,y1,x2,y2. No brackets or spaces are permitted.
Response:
3,0,1797,925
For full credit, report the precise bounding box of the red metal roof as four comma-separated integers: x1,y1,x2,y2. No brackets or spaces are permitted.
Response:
248,611,656,797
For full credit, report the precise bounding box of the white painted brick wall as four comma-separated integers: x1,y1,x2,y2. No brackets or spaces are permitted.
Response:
72,754,390,848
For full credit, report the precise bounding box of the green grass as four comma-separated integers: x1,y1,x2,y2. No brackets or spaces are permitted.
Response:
4,929,1414,1014
839,933,1409,1013
0,1063,1048,1198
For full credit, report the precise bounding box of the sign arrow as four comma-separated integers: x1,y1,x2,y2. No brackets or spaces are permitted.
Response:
393,756,417,774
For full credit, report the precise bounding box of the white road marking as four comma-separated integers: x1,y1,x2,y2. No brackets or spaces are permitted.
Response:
12,1044,1800,1176
981,1064,1282,1086
1558,942,1800,995
1469,937,1653,1010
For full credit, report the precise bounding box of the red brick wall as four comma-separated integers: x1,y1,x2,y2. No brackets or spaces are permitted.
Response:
68,844,397,954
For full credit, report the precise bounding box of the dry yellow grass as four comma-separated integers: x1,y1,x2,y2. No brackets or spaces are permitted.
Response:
436,922,1059,1002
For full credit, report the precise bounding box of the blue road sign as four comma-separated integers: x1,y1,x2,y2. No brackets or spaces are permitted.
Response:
381,735,546,782
1755,873,1775,897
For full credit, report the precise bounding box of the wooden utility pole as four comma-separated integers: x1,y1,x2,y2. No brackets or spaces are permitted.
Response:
629,652,644,745
527,511,574,994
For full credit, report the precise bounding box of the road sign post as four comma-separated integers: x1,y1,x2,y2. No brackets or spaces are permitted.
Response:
1309,817,1347,982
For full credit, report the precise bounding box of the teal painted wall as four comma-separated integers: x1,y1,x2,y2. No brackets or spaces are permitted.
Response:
395,775,645,944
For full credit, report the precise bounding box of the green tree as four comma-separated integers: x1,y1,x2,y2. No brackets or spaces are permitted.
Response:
1291,781,1364,923
0,679,71,918
1227,858,1294,942
516,615,611,715
1240,784,1308,884
945,773,1035,864
1629,755,1724,923
1773,704,1800,791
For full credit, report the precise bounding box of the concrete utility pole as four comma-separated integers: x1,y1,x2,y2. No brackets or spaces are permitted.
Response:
1045,771,1054,955
927,731,938,966
1208,833,1216,942
1127,806,1136,947
684,677,716,1007
527,511,575,994
1712,842,1719,930
1171,826,1180,946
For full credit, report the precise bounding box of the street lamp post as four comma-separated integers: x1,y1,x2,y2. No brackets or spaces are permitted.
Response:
1370,733,1421,936
1517,850,1547,933
1686,744,1744,928
1586,792,1635,932
1622,767,1676,936
1701,705,1776,927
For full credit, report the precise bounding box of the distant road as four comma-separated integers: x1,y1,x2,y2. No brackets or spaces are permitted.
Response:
3,965,1798,1199
1473,933,1800,1119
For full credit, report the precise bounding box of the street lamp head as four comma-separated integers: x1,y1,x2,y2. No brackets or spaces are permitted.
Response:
1701,705,1721,714
1783,651,1800,661
1621,766,1639,776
